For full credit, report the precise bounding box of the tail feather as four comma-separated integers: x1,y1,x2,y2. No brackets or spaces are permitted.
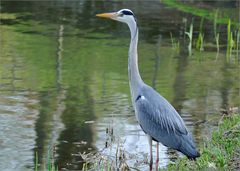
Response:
178,133,200,159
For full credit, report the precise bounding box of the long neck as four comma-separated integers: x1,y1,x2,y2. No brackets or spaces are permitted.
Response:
127,20,143,101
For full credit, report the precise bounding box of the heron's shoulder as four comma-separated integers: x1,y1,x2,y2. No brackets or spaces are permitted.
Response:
139,84,167,103
138,84,155,96
136,84,188,135
139,84,181,115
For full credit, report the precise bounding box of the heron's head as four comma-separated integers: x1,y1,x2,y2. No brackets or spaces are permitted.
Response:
96,9,135,24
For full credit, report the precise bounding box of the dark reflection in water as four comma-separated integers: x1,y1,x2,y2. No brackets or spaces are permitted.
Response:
172,49,189,113
56,86,95,170
0,0,239,170
34,90,57,166
220,61,234,110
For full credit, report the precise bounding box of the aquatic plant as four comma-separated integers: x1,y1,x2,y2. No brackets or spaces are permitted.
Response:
226,19,232,60
215,33,220,52
214,10,220,52
34,150,58,171
47,149,58,171
185,23,193,56
35,152,38,171
196,18,204,52
196,32,204,51
170,32,180,51
237,28,239,58
182,17,188,41
213,10,218,37
227,19,234,61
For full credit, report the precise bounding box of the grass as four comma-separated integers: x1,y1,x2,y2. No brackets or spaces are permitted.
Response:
167,113,240,171
35,149,58,171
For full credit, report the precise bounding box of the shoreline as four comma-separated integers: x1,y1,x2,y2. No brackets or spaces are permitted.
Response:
167,113,240,171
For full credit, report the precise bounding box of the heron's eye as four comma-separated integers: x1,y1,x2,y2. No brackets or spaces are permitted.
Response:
119,13,124,17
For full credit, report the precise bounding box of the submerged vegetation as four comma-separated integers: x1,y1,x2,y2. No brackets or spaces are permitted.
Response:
168,113,240,171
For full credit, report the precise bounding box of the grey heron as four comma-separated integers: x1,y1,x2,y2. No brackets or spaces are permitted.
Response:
96,9,200,164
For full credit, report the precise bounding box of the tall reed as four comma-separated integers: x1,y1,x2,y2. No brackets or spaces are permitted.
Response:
227,19,234,60
196,17,204,51
170,32,180,51
237,28,239,58
185,23,193,56
214,10,220,52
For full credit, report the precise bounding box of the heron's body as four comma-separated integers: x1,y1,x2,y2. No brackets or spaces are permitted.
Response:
135,84,199,158
96,9,200,161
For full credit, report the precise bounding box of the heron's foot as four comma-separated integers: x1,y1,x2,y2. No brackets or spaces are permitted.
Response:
149,155,153,164
155,158,159,171
149,159,153,171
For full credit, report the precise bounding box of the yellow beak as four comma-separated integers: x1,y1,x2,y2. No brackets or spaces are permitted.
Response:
96,12,117,18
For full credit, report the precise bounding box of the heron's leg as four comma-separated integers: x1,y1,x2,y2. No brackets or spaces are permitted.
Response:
156,142,159,171
148,135,153,166
156,142,159,163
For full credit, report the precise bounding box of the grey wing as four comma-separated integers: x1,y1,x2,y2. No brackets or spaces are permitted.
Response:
135,86,187,136
135,86,200,158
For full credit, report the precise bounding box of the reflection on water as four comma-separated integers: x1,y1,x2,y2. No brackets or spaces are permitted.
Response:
0,0,239,170
0,92,38,170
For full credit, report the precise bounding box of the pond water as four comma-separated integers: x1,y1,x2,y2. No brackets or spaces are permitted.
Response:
0,1,239,170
